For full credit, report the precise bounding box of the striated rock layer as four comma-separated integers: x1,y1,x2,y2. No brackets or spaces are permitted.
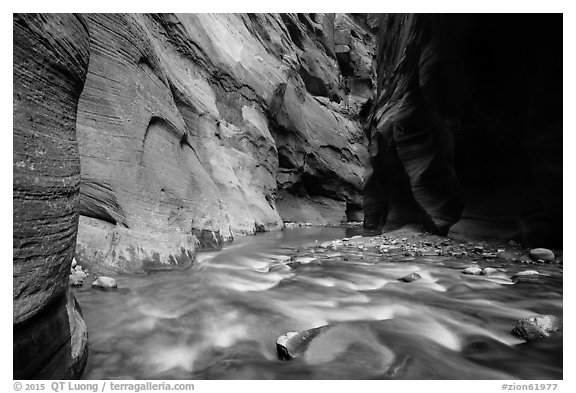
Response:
365,14,562,247
13,14,89,379
75,13,374,272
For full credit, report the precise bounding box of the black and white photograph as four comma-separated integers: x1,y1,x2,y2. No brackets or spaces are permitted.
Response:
8,2,569,387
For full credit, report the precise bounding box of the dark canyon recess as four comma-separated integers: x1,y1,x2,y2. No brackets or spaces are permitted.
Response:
364,14,562,248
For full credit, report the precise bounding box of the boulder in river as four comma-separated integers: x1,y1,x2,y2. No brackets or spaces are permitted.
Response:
92,276,118,290
529,248,555,263
276,326,326,360
276,323,399,377
512,315,561,341
398,272,422,283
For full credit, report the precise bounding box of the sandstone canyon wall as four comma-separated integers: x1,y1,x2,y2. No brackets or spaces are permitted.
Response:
13,14,89,379
365,14,562,248
74,13,375,272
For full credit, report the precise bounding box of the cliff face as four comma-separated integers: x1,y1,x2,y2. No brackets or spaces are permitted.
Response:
75,13,375,272
13,14,89,379
365,14,562,247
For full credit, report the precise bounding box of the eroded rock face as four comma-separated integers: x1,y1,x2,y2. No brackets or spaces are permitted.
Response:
75,14,374,271
365,14,562,247
13,13,89,379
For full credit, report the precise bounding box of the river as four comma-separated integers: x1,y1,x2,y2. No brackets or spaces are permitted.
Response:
75,227,562,379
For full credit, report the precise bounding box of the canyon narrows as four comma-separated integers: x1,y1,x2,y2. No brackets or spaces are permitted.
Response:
13,13,562,380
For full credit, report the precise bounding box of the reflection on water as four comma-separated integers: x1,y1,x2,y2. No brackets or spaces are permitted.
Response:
75,228,562,379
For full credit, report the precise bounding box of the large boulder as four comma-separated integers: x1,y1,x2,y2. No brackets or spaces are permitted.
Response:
529,248,555,263
365,14,562,247
13,13,90,379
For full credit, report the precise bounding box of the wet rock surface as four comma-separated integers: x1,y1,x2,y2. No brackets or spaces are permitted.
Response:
398,272,422,283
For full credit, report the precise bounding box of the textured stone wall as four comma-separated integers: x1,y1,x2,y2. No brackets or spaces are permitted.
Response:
75,13,375,272
13,13,90,379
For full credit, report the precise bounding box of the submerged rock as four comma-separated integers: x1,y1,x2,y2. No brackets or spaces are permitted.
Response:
92,276,118,290
529,248,555,263
481,267,499,276
398,272,422,283
512,315,561,341
512,270,540,279
462,267,482,275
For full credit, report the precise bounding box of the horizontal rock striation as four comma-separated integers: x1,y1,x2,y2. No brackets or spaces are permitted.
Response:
75,13,374,271
13,13,90,379
365,14,562,247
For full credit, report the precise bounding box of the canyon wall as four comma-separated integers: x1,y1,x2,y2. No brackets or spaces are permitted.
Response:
75,13,375,272
365,14,562,247
13,14,89,379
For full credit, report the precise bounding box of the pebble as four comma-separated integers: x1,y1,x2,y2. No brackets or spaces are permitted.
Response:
71,257,77,268
69,274,84,287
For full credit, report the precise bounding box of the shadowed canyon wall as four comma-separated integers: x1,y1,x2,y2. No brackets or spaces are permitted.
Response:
74,13,375,272
13,14,89,379
365,14,562,247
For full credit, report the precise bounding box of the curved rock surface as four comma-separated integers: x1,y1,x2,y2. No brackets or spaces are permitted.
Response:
13,13,89,379
365,14,562,247
75,14,374,271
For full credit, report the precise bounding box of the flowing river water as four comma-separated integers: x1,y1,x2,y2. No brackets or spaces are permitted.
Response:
75,228,562,380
